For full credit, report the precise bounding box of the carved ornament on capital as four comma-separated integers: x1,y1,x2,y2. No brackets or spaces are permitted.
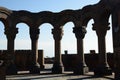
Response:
4,28,18,40
30,28,40,40
92,23,110,37
52,28,63,40
73,26,87,39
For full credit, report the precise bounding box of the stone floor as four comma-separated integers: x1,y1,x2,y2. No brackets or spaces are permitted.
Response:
6,64,114,80
6,72,114,80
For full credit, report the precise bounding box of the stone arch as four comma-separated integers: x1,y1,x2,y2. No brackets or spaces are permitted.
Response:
0,7,12,28
81,5,95,27
36,11,54,28
10,10,34,28
0,7,12,15
10,11,33,50
58,9,78,28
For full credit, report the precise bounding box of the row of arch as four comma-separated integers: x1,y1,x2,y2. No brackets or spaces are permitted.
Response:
0,0,120,79
0,20,113,55
0,1,111,29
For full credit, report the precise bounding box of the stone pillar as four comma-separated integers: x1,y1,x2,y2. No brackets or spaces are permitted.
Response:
112,8,120,79
29,28,40,74
64,50,68,55
52,28,64,74
38,50,45,69
73,26,89,75
93,23,112,76
4,27,18,75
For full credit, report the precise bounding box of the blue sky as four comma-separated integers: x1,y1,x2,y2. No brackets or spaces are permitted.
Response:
0,0,113,57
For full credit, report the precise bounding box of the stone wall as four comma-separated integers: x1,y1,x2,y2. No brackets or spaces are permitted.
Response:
0,50,114,71
0,50,44,71
62,53,114,71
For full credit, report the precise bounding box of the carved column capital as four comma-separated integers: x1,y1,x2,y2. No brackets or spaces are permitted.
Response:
4,27,18,74
73,26,87,39
52,28,63,40
92,23,110,37
4,28,18,40
52,27,64,73
30,28,40,40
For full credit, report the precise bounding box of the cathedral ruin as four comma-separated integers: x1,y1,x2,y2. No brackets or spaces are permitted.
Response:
0,0,120,79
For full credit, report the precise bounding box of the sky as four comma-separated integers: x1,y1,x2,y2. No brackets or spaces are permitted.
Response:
0,0,113,57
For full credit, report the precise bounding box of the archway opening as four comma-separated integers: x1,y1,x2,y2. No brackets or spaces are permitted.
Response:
39,23,54,57
62,22,76,54
38,23,54,69
84,19,98,71
15,23,30,71
84,19,98,54
106,15,113,53
0,21,7,50
61,22,77,71
15,23,30,50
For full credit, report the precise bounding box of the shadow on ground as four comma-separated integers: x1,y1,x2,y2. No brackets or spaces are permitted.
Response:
6,72,114,80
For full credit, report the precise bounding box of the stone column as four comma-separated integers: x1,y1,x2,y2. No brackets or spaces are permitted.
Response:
38,50,45,69
29,28,40,74
93,23,112,76
4,27,18,75
73,26,89,75
112,8,120,79
52,28,64,74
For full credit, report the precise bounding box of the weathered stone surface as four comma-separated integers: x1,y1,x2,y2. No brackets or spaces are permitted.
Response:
0,0,120,79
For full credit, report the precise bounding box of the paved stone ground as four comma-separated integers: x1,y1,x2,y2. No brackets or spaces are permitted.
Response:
6,64,114,80
6,72,114,80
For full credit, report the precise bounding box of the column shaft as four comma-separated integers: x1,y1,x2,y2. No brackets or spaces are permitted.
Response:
31,40,38,65
73,27,88,75
112,9,120,79
54,39,61,64
52,28,64,74
5,27,18,75
77,39,85,65
98,36,108,66
7,39,14,51
93,23,112,76
29,28,40,74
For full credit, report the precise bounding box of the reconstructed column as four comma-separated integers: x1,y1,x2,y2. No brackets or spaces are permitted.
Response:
29,28,40,74
93,23,112,76
73,26,89,75
4,27,18,75
38,50,45,69
52,28,64,74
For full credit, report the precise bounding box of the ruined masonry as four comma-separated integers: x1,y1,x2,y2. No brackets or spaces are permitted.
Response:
0,0,120,79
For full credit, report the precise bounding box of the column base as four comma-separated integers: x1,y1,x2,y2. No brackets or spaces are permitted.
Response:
94,66,112,76
6,63,17,75
114,68,120,80
52,63,64,74
29,63,40,74
115,72,120,80
73,64,89,75
0,66,6,80
40,64,45,70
